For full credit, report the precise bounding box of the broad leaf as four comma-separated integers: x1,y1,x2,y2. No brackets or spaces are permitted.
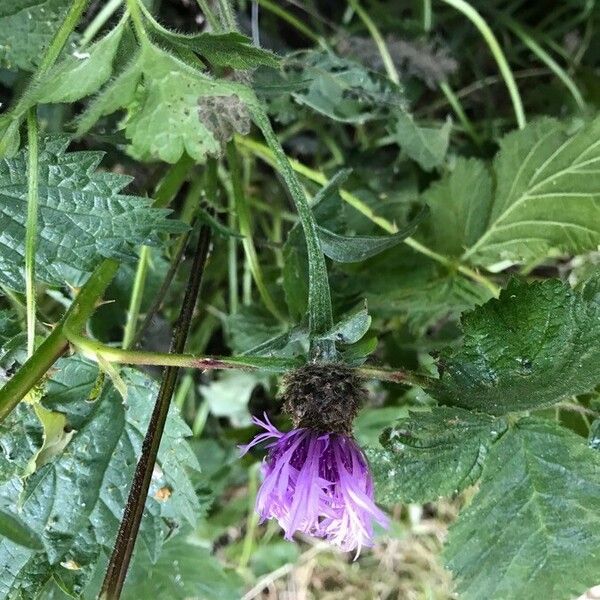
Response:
434,279,600,414
420,157,493,256
0,0,71,71
0,359,200,597
392,113,452,171
444,418,600,600
463,117,600,267
77,44,256,163
367,407,506,504
123,533,243,600
0,136,184,291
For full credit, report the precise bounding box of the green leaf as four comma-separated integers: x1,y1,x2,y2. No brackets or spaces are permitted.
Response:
77,44,257,163
0,359,201,597
420,157,493,256
367,407,507,504
463,117,600,267
444,418,600,600
0,136,185,291
0,510,43,550
0,0,71,71
0,310,20,347
31,20,126,104
317,206,428,262
256,50,406,124
143,8,279,70
122,533,243,600
434,279,600,414
392,113,452,171
317,306,371,345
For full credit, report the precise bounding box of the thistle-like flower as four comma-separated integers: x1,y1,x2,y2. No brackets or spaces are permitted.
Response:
240,364,389,555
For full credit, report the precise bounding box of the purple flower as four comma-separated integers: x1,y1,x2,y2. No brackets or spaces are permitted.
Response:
241,413,389,555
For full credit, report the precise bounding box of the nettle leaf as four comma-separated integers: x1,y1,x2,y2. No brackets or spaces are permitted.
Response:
0,358,200,597
122,533,243,600
317,206,428,263
367,407,507,504
444,418,600,600
420,157,493,256
462,117,600,267
0,0,71,71
392,113,452,171
0,136,184,292
77,43,256,163
434,279,600,414
256,50,406,124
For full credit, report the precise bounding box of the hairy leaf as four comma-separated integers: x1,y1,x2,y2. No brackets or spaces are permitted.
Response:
0,0,71,71
464,117,600,267
0,359,200,597
367,407,506,504
77,44,256,163
0,136,184,291
444,418,600,600
434,279,600,414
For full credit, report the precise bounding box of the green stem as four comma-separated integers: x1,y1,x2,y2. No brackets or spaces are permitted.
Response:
355,365,436,388
440,0,526,130
226,143,284,322
79,0,123,48
122,246,150,349
25,110,39,357
125,0,149,43
250,109,335,358
422,0,433,31
195,0,221,31
439,81,482,145
255,0,320,44
496,12,585,110
216,0,237,30
0,259,120,422
227,173,239,315
349,0,399,84
235,135,501,297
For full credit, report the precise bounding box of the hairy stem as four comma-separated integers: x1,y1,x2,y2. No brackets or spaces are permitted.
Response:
99,224,211,600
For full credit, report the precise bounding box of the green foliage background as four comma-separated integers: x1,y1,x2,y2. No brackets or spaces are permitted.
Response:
0,1,599,599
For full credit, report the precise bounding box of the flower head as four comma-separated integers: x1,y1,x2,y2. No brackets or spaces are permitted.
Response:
241,413,389,555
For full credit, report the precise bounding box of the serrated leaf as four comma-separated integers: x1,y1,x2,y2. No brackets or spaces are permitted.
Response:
392,113,452,171
77,44,257,163
0,0,71,71
317,206,427,262
0,136,185,291
0,359,200,597
123,533,243,600
463,117,600,267
420,157,493,256
367,407,506,504
434,279,600,414
444,418,600,600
